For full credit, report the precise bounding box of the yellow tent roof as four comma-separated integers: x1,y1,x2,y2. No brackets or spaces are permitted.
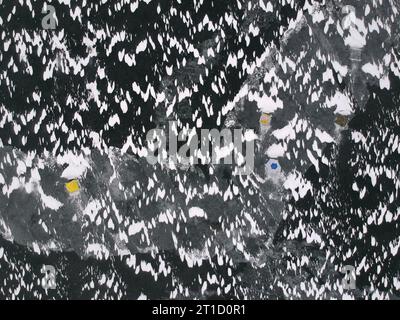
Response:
65,179,80,194
260,113,271,126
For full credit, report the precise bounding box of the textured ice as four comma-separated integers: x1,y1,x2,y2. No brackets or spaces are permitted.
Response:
0,0,399,300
